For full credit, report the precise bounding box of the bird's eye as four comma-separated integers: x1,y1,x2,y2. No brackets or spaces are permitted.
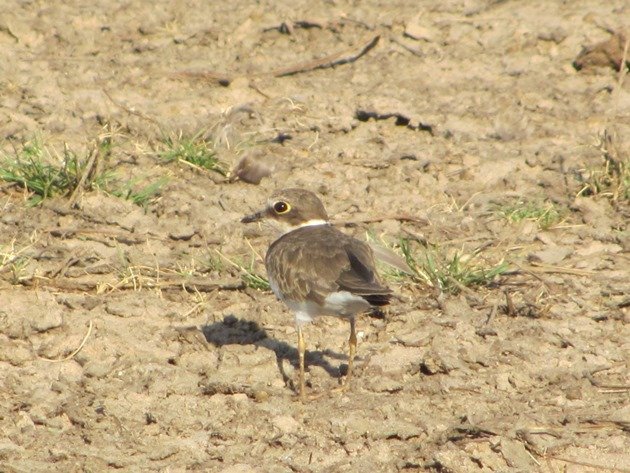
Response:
273,201,290,214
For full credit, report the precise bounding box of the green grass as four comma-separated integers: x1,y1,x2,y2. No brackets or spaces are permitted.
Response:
111,176,169,207
395,239,509,295
199,254,226,273
241,267,271,291
0,140,112,205
0,138,170,208
159,132,227,176
497,200,563,230
214,250,270,291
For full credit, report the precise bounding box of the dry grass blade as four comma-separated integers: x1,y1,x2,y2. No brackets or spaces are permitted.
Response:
520,263,596,276
39,320,93,362
18,275,244,293
214,249,270,291
547,454,630,473
339,214,429,226
67,137,109,207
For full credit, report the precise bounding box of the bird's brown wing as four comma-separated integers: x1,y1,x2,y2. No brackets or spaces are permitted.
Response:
336,240,392,306
265,226,391,306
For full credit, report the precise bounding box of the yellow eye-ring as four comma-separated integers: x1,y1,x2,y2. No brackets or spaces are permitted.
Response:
273,201,290,214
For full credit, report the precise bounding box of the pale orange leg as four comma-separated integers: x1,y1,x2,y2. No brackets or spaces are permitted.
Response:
297,325,306,399
345,316,357,386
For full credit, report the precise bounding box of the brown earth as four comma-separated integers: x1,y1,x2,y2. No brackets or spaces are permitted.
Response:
1,1,629,472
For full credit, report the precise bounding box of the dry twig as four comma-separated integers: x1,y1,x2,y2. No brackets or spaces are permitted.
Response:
39,320,93,363
18,275,244,293
176,35,380,84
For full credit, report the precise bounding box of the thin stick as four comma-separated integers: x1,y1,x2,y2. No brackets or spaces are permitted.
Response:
547,454,630,473
390,36,424,57
518,263,595,276
40,320,93,362
272,35,380,77
614,36,629,97
102,88,163,129
177,35,381,83
245,238,264,263
17,275,244,292
67,143,99,207
339,214,428,226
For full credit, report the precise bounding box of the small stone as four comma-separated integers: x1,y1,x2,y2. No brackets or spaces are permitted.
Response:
538,27,568,43
419,350,453,375
253,390,269,402
230,393,249,403
169,225,196,241
45,414,73,432
83,359,115,378
28,406,48,425
16,411,35,433
372,418,424,440
364,376,404,393
272,415,300,434
58,361,84,384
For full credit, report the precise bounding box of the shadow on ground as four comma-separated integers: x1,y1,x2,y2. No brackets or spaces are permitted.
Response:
201,315,348,389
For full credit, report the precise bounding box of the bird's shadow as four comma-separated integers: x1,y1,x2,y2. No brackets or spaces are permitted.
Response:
201,315,347,389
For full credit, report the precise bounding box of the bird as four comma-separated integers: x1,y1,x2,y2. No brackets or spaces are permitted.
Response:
241,188,392,398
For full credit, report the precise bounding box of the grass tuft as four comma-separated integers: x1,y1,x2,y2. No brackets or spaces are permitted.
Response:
159,132,227,176
577,129,629,202
0,140,112,205
497,200,563,230
394,238,509,295
0,138,171,208
111,176,169,207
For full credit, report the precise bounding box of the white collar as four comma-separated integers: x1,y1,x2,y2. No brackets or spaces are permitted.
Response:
296,219,328,228
281,219,329,235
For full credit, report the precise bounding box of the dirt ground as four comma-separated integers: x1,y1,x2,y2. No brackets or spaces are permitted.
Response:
1,0,629,472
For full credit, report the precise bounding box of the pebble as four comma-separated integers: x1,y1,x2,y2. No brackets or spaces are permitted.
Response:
169,225,196,241
272,415,300,434
16,411,35,433
83,359,115,378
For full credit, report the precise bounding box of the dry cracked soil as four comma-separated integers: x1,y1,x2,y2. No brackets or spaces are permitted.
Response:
0,1,629,472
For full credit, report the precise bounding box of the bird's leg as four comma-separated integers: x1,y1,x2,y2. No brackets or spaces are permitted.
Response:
345,316,357,385
297,324,306,399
